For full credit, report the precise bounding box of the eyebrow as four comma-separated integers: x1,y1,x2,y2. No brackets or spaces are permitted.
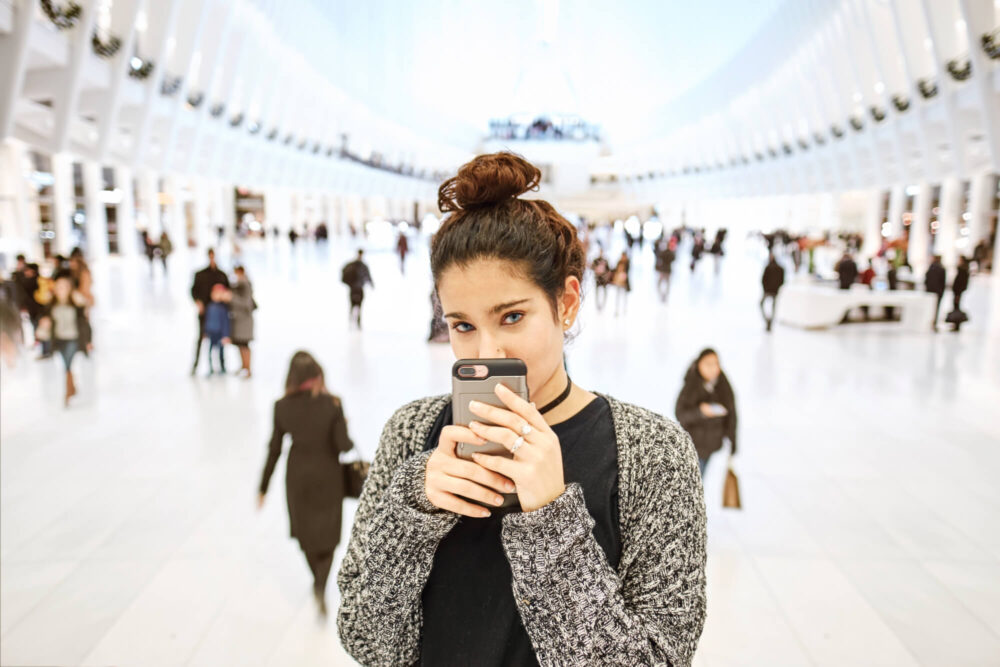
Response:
444,298,531,320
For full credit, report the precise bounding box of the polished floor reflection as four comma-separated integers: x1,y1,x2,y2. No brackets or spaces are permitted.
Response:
2,232,999,666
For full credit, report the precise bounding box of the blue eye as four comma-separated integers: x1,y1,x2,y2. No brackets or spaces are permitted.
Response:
503,312,524,325
453,322,474,333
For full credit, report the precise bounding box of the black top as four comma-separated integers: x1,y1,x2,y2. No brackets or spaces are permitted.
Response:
925,261,946,294
191,265,230,305
342,260,373,292
836,258,858,289
952,266,969,294
762,261,785,294
419,396,620,666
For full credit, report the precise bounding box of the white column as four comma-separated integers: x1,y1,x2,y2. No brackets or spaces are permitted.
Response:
115,165,138,258
909,184,932,275
51,153,76,257
220,183,236,239
138,170,161,236
990,238,1000,334
192,179,210,250
0,0,35,140
937,177,962,271
82,161,109,261
0,139,30,250
966,171,994,247
860,189,883,260
161,174,183,245
887,184,906,240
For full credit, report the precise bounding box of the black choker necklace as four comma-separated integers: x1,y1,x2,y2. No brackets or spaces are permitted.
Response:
538,377,573,415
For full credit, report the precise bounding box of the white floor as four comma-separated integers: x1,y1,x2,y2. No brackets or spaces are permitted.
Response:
2,231,999,666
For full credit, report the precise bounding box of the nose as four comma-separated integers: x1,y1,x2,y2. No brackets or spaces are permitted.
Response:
478,334,505,359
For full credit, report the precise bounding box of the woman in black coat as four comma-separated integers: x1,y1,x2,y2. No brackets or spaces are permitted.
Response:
258,351,354,617
675,348,738,476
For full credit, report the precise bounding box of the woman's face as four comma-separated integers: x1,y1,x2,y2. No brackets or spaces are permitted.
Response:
437,258,579,398
697,354,721,383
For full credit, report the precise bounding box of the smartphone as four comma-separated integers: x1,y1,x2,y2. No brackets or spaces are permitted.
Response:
452,358,530,459
707,403,728,417
452,359,529,510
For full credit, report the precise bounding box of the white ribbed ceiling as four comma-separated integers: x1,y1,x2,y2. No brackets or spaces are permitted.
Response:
302,0,784,149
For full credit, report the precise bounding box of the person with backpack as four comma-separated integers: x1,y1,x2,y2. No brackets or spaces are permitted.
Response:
341,249,373,329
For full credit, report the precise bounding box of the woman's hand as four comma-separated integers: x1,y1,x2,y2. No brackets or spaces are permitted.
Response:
699,402,727,418
425,424,516,518
468,384,566,513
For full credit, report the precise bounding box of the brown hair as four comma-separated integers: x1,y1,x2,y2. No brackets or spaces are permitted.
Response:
432,152,585,316
284,350,328,397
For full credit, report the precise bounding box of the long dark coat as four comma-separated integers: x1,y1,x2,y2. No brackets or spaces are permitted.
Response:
260,392,353,552
675,364,738,460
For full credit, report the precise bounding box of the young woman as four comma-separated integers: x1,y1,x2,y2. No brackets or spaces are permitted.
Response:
675,348,738,476
337,153,706,665
37,271,91,407
259,351,354,617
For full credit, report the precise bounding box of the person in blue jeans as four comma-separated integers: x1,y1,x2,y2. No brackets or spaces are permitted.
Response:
203,284,231,376
37,271,91,406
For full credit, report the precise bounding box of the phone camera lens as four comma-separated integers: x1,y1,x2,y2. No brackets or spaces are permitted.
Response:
458,367,474,377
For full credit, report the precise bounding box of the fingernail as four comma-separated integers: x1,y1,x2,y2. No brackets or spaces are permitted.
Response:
469,400,481,410
479,509,491,518
504,482,515,492
494,496,504,505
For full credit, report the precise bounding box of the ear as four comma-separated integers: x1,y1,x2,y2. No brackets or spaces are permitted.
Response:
559,275,582,323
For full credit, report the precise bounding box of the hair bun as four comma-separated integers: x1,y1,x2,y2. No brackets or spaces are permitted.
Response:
438,152,541,212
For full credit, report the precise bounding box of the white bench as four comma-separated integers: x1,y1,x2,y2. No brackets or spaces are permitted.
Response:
776,283,938,331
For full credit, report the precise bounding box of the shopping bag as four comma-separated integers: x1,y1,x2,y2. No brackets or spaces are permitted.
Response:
722,465,742,509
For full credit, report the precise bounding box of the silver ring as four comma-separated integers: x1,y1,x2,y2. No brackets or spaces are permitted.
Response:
511,436,525,453
520,423,533,436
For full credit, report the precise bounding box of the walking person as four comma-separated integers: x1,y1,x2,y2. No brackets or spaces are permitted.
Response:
12,256,44,356
611,250,631,316
190,249,230,375
760,253,785,332
36,271,91,407
143,231,158,275
675,348,738,477
158,232,173,274
396,230,410,274
229,265,256,377
337,152,706,665
259,351,354,618
924,255,946,332
654,238,676,302
341,249,373,329
836,252,859,290
590,247,612,311
690,231,705,271
948,255,970,332
68,248,95,354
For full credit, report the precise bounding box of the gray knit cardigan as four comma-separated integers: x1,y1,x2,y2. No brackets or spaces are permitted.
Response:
337,394,707,666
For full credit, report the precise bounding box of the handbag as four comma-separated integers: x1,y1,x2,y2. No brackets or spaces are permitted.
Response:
945,309,968,324
722,464,742,509
342,458,370,499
